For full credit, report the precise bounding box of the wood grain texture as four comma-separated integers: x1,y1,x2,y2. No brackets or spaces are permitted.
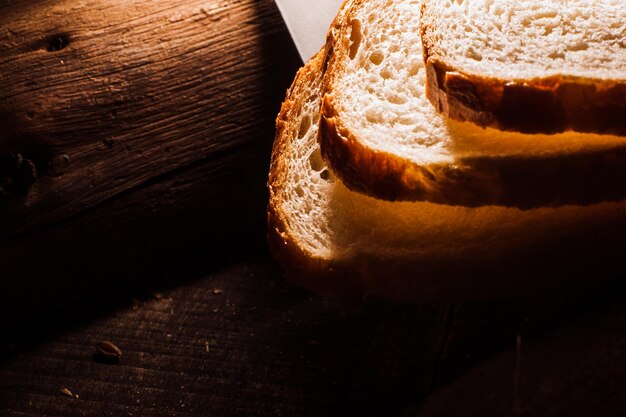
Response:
0,0,302,322
1,250,624,417
407,295,626,417
0,253,449,417
0,0,293,234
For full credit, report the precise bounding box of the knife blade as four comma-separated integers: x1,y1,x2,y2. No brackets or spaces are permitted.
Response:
275,0,344,62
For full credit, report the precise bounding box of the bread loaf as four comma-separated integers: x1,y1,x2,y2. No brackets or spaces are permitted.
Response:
268,44,626,302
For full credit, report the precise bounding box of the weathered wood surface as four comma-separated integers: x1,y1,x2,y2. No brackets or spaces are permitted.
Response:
1,248,624,417
407,293,626,417
0,0,301,322
0,252,447,417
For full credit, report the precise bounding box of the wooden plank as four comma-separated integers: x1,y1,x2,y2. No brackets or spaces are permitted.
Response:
0,0,302,322
0,255,450,417
404,291,626,417
1,253,624,417
0,0,295,234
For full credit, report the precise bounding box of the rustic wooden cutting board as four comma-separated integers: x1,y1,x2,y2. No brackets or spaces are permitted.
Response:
0,0,301,323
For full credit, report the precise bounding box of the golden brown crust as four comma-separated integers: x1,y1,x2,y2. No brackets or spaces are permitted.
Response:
319,94,506,204
320,90,626,208
267,0,374,304
421,17,626,136
267,47,370,304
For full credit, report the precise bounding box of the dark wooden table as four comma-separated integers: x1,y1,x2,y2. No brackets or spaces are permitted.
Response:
2,231,625,417
1,1,625,416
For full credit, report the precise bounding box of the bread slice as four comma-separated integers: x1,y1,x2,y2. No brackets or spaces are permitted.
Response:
319,0,626,207
421,0,626,135
268,45,626,303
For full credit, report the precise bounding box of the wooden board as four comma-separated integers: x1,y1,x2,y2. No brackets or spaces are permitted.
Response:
0,250,448,417
0,0,301,323
1,248,624,417
405,294,626,417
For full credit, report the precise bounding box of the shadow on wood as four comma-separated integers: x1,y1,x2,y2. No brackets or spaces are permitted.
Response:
1,252,623,416
400,288,626,417
0,0,302,325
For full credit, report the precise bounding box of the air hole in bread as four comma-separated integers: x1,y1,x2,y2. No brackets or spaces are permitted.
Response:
308,148,325,172
298,115,312,139
349,19,362,60
387,93,407,105
380,68,393,79
548,51,565,59
533,10,558,20
567,41,589,52
465,47,483,61
398,115,416,125
369,50,384,65
408,63,421,77
366,108,383,123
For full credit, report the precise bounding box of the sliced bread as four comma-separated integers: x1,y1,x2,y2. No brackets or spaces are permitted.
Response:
421,0,626,135
319,0,626,206
268,46,626,303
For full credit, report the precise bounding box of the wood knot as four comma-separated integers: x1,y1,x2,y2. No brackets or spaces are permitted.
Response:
0,137,52,201
46,33,70,52
0,152,38,198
